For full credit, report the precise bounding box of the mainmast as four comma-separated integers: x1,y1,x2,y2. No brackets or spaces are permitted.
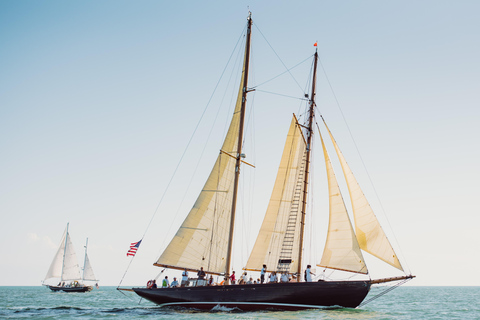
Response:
82,238,88,281
225,12,253,284
297,49,318,280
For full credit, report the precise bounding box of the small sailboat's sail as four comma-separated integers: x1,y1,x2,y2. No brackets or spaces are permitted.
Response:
61,231,82,281
244,116,307,273
154,52,248,275
45,229,67,281
318,129,368,274
82,254,97,282
324,122,403,271
45,227,82,281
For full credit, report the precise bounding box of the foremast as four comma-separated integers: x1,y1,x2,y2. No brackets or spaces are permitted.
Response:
225,12,253,284
60,222,70,282
296,49,318,280
82,238,87,281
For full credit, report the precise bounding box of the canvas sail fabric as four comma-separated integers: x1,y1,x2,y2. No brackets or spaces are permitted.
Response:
45,229,81,281
318,130,368,274
154,54,247,275
245,116,306,273
61,232,82,281
45,228,82,281
82,254,97,281
324,123,403,271
45,229,67,281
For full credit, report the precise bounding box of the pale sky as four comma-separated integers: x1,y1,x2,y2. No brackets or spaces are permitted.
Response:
1,1,479,287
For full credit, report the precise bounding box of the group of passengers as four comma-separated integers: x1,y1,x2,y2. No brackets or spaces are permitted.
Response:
147,264,316,289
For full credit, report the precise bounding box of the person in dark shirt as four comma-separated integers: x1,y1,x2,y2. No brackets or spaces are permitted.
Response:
197,267,206,286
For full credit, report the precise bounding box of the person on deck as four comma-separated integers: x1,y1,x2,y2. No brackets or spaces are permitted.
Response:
247,277,253,284
181,269,189,287
170,277,179,288
239,272,247,284
197,267,206,286
229,271,236,284
305,265,315,282
208,275,214,286
280,272,289,283
151,279,157,288
269,271,277,283
162,276,170,288
260,264,266,284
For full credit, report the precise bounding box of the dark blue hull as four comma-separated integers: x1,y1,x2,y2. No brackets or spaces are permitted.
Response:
47,285,92,293
133,280,371,310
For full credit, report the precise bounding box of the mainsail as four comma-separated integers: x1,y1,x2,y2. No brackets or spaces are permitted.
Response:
324,121,403,271
44,226,82,282
245,116,307,273
154,46,248,275
318,129,368,274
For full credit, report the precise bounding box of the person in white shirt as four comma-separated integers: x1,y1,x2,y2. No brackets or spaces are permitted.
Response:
269,271,277,283
170,277,179,288
181,269,189,287
305,265,315,282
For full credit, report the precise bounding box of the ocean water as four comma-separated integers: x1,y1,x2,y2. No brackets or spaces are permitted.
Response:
0,286,478,319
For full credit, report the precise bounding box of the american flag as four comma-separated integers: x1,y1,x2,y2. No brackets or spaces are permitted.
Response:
126,240,142,257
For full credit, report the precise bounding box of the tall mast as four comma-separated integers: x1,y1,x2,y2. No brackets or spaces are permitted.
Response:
297,49,318,280
225,12,252,283
82,238,88,281
60,223,69,282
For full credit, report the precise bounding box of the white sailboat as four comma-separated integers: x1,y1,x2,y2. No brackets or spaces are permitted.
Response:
43,224,98,292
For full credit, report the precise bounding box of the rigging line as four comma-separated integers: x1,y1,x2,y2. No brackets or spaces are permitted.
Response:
251,55,312,89
358,278,413,308
255,89,308,101
252,22,306,93
118,24,248,286
152,23,248,245
316,52,411,275
156,35,245,260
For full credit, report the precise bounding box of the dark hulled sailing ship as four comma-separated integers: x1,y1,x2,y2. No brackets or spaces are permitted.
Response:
123,13,414,310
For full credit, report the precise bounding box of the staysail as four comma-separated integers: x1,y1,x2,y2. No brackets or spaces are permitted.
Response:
244,116,307,273
83,254,97,281
154,45,248,275
318,129,368,274
324,121,403,271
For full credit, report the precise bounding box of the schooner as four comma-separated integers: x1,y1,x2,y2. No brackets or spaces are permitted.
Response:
124,13,414,310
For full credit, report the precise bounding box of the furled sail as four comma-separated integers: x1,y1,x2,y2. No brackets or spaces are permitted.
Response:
318,129,368,274
324,122,403,271
244,115,307,273
82,254,97,281
154,51,247,275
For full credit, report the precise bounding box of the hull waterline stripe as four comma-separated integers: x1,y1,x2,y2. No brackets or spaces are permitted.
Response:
157,301,341,309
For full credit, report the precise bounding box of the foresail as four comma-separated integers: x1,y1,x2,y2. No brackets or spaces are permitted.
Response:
318,130,367,274
62,232,82,281
154,52,246,275
83,254,97,281
244,116,306,273
325,123,403,271
44,228,67,281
